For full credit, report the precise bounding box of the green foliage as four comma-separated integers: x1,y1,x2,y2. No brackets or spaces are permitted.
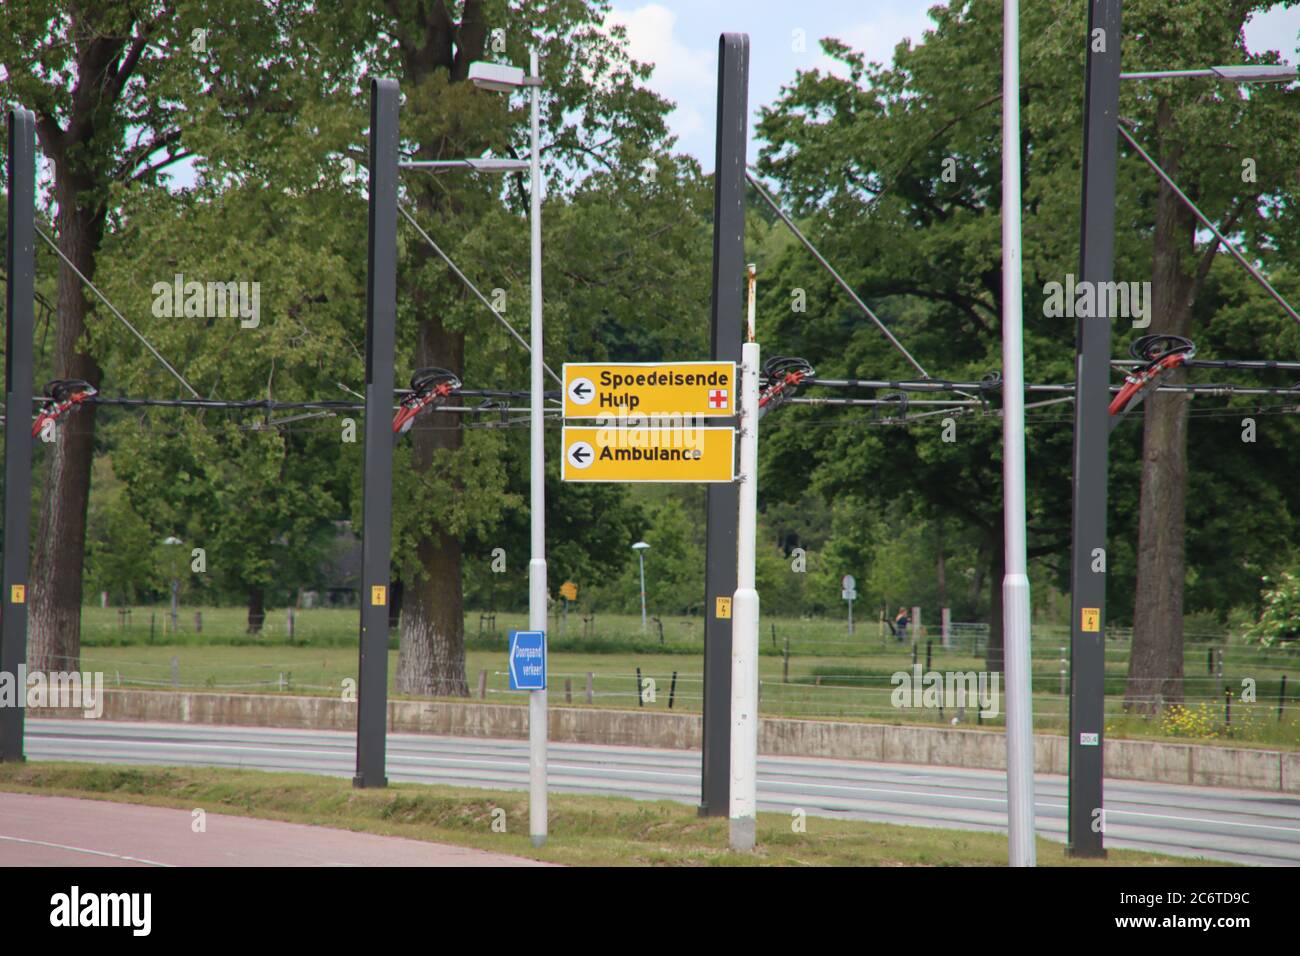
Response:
1246,568,1300,647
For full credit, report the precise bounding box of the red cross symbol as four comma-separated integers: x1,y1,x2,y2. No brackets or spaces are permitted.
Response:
708,389,728,409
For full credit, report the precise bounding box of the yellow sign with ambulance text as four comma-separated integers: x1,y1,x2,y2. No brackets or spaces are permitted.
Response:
563,362,736,419
561,424,735,482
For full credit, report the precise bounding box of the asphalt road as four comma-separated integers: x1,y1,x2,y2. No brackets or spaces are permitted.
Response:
0,791,548,867
25,718,1300,866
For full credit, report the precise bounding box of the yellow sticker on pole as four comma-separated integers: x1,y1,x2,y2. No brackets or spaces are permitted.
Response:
561,425,735,483
563,362,736,418
716,596,732,619
10,584,25,604
1081,607,1100,632
371,585,387,606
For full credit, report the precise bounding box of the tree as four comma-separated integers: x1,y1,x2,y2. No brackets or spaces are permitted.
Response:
754,0,1081,671
0,0,359,668
1118,0,1300,709
362,0,708,694
752,0,1300,680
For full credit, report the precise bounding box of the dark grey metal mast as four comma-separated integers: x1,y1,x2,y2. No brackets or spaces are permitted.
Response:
354,79,399,789
700,33,748,817
1068,0,1122,857
1,109,36,763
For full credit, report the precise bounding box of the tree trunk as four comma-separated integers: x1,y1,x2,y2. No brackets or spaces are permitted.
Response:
394,314,469,697
1125,97,1195,713
397,528,468,696
28,182,103,675
388,1,487,699
247,586,265,634
985,525,1006,673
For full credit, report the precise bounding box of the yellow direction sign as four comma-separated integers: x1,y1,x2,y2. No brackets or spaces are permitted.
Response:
563,361,736,418
561,425,735,483
559,581,578,601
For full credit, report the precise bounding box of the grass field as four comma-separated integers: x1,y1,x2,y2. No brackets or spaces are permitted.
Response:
75,605,1300,747
0,761,1220,867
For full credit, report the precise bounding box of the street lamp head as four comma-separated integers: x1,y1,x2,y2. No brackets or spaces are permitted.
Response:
469,61,527,92
632,541,650,551
464,157,531,173
1121,64,1298,83
1210,64,1297,83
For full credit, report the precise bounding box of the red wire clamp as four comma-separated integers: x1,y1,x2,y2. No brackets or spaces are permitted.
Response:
759,357,815,414
392,368,461,437
1109,335,1196,417
32,379,97,438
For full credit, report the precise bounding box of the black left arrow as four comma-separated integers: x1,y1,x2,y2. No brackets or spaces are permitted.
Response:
569,445,591,464
572,382,591,398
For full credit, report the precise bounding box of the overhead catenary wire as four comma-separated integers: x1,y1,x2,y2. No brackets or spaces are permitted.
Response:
1117,123,1300,327
34,225,201,398
397,202,562,387
745,171,935,381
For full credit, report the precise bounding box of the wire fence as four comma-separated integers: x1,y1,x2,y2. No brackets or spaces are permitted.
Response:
39,609,1300,744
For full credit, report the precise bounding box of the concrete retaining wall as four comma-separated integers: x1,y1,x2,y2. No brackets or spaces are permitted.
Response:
29,689,1299,793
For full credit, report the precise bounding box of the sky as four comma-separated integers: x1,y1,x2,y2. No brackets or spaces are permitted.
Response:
605,0,1300,173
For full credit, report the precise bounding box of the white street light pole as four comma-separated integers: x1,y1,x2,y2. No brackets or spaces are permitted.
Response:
525,47,548,850
729,263,760,851
1001,0,1036,867
632,541,650,632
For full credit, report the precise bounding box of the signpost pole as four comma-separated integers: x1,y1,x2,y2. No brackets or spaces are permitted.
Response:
353,78,398,789
702,31,749,818
1,108,36,764
729,265,760,851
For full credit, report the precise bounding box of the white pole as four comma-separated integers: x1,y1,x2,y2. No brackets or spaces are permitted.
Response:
527,47,548,849
638,552,647,632
1001,0,1036,867
730,264,760,852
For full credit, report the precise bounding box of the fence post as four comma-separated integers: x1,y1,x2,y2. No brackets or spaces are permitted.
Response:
586,672,594,705
669,671,678,709
1224,687,1232,729
1279,675,1287,723
287,606,295,640
564,677,572,705
783,637,789,684
1214,647,1224,700
1059,646,1067,696
941,607,951,649
925,639,932,672
636,667,643,707
194,611,203,634
477,668,487,700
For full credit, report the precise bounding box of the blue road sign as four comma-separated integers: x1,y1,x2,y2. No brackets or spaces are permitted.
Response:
508,630,547,691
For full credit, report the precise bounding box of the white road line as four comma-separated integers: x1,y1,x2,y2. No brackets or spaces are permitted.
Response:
0,833,173,867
